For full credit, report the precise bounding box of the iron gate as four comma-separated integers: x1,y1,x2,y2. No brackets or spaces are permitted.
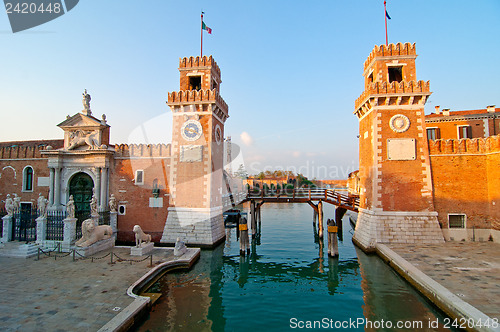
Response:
12,205,37,242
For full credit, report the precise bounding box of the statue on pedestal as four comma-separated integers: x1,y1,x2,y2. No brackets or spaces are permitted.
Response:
4,194,14,216
109,194,117,212
66,195,75,218
75,219,113,247
174,237,187,256
12,194,20,211
133,225,151,247
38,193,47,218
90,193,98,216
82,89,91,113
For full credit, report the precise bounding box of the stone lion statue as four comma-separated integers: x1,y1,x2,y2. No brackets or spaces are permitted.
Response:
75,219,113,247
133,225,151,248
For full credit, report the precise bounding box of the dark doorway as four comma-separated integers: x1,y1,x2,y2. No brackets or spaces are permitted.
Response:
69,172,94,224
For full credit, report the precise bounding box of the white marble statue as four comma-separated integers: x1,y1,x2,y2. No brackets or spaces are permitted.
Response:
82,89,91,111
174,237,187,256
133,225,151,248
37,193,47,217
75,219,113,247
12,194,20,210
90,193,98,216
4,194,14,216
66,195,75,218
108,194,117,212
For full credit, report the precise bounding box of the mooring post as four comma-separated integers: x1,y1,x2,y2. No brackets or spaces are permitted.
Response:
318,200,324,238
335,207,347,240
327,219,339,257
313,209,317,225
251,200,257,238
239,217,250,256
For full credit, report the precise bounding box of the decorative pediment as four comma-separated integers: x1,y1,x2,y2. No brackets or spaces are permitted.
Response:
58,113,110,151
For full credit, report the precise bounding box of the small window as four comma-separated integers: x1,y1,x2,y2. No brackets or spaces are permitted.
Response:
458,125,472,139
426,128,440,140
189,76,202,90
388,66,403,83
449,214,466,228
118,205,126,215
367,73,373,84
135,170,144,185
23,166,34,191
212,80,218,91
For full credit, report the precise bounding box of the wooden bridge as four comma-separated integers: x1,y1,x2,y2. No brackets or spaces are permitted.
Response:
242,188,359,212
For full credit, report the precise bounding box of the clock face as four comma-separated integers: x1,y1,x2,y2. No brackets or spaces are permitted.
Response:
181,120,202,141
215,124,222,145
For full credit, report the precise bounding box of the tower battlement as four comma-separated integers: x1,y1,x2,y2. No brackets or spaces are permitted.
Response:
179,55,221,78
355,79,430,110
364,42,416,71
168,89,228,113
114,143,171,158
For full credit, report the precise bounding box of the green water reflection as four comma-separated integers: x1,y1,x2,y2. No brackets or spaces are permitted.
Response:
136,203,454,331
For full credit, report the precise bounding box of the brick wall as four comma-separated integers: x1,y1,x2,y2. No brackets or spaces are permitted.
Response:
429,135,500,230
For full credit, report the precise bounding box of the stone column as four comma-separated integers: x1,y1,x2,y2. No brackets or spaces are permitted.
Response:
54,168,61,209
110,211,117,238
63,217,77,248
2,214,13,242
36,216,47,244
95,167,101,207
100,168,108,209
48,168,55,206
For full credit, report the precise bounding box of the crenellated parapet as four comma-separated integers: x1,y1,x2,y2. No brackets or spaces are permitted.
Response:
0,139,64,159
168,89,229,115
114,143,171,158
179,55,221,78
364,42,416,71
354,80,431,119
428,135,500,155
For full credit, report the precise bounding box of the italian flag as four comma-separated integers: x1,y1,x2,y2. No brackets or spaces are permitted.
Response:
202,21,212,34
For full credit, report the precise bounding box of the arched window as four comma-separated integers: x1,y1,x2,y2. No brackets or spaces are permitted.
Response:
23,166,34,191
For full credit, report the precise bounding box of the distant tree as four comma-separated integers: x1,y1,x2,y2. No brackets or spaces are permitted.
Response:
235,164,249,179
257,172,265,180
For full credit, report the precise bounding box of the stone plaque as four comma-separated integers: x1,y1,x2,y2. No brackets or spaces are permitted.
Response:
180,145,203,162
387,138,416,160
37,177,49,187
149,197,163,208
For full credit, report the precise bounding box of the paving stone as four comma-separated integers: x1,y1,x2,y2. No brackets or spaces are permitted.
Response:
0,246,175,331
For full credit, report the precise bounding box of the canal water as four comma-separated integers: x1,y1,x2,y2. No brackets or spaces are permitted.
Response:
136,203,454,331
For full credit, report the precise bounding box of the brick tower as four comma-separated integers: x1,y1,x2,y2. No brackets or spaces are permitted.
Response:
161,56,229,246
352,43,444,252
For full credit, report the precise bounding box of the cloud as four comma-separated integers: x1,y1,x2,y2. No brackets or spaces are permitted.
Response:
292,151,301,158
240,131,254,146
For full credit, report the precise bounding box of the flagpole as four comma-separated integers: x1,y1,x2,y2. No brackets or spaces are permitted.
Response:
384,1,388,46
201,12,204,58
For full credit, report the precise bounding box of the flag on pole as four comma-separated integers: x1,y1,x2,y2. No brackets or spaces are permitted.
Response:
202,21,212,34
385,9,391,20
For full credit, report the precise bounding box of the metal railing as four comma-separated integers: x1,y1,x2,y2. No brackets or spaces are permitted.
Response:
46,210,66,241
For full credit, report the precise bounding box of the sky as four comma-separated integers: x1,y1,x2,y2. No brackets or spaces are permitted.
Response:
1,0,499,179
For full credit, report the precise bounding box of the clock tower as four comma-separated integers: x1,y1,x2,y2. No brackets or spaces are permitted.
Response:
161,56,229,246
352,43,444,252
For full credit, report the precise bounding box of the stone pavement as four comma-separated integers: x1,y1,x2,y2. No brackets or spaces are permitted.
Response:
0,245,177,332
388,242,500,321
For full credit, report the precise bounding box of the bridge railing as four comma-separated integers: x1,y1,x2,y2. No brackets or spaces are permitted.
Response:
246,187,360,210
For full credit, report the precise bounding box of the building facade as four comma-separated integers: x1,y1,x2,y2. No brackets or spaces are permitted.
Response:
0,56,236,246
352,43,500,250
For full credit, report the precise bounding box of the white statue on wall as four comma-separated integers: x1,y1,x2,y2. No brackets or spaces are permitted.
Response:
82,89,91,112
108,194,117,212
38,193,47,217
90,193,98,216
66,195,75,218
133,225,151,248
75,219,113,247
4,194,14,216
67,130,100,150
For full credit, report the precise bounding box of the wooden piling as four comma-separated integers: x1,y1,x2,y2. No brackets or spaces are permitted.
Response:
327,219,339,257
250,200,257,238
318,200,324,238
239,217,250,256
